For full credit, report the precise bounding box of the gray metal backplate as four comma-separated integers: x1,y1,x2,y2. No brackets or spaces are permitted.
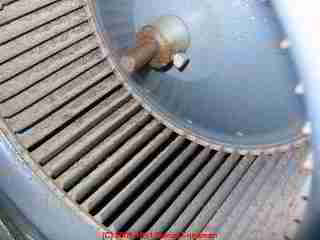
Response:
96,0,306,149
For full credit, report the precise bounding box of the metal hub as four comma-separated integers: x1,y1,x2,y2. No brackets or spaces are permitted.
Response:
120,16,191,72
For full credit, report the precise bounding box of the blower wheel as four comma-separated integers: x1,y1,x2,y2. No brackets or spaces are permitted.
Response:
0,0,311,239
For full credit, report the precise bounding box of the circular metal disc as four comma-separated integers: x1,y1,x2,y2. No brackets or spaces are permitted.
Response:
95,0,306,149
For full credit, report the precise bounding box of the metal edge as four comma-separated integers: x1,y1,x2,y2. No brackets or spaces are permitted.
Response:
272,1,320,239
0,116,109,239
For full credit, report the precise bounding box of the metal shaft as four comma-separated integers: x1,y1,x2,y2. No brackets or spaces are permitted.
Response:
120,41,159,73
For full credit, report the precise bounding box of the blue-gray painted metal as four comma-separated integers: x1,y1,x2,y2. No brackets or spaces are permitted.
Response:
96,0,306,149
0,191,47,240
0,132,102,240
272,1,320,239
